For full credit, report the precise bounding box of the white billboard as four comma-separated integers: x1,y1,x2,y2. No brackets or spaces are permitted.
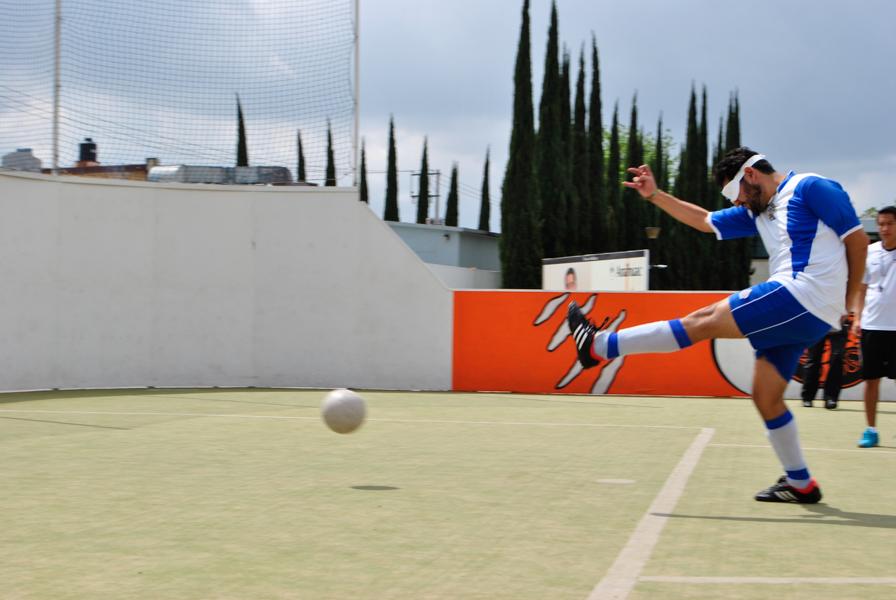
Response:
542,250,650,291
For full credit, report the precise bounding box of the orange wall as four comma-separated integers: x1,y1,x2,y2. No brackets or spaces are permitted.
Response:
453,290,745,397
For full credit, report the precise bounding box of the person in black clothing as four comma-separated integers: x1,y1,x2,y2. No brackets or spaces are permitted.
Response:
801,320,850,409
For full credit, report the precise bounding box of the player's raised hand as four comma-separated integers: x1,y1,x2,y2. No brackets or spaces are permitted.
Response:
623,164,658,199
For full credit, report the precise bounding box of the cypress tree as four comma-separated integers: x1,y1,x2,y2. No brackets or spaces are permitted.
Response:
587,36,605,253
561,49,579,254
714,116,726,168
536,1,567,259
725,92,751,290
622,94,644,251
383,116,400,221
445,163,459,227
697,86,710,207
648,114,668,289
478,148,491,231
325,120,336,186
725,92,741,152
560,49,572,153
296,129,306,182
416,138,430,224
501,0,541,288
675,86,699,201
673,86,701,289
696,88,714,287
236,94,248,167
711,116,731,288
359,139,368,203
571,48,589,255
604,102,621,251
651,114,666,189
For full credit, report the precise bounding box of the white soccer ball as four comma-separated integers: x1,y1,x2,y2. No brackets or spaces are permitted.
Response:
321,388,367,434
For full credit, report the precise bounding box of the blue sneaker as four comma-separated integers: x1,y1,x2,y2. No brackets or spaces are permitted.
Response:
857,428,879,448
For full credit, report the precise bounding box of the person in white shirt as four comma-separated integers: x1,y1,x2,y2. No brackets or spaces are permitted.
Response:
567,147,868,503
852,206,896,448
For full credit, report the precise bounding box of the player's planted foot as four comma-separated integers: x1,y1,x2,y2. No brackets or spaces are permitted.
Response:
567,302,608,369
824,397,837,410
754,476,822,504
801,399,812,408
857,428,879,448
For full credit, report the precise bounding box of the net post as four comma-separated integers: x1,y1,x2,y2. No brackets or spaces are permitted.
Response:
352,0,360,187
52,0,61,175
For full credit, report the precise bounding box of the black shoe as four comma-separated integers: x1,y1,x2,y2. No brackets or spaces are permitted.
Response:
824,397,838,410
566,302,608,369
754,476,822,504
802,399,813,407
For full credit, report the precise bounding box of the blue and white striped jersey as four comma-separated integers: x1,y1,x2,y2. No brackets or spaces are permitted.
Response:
706,171,862,328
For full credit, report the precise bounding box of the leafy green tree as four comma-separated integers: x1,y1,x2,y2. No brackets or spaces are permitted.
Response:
236,94,248,167
445,163,459,227
325,120,336,186
587,36,605,253
501,0,541,288
478,148,491,231
384,116,400,221
359,139,368,203
416,138,430,224
296,130,306,182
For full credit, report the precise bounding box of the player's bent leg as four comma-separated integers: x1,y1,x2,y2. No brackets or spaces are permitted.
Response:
751,355,789,421
751,355,822,504
679,298,744,343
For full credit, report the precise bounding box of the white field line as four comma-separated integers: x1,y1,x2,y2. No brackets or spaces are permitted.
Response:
710,442,896,456
0,409,696,430
640,576,896,585
587,427,716,600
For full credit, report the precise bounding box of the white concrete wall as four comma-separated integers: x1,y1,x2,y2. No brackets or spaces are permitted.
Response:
426,264,501,289
0,170,452,391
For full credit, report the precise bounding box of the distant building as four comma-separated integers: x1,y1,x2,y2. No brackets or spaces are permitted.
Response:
30,137,304,185
386,221,500,289
2,148,42,172
147,165,298,185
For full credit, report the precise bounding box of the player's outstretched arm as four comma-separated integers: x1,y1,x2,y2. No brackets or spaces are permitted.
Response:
623,165,713,233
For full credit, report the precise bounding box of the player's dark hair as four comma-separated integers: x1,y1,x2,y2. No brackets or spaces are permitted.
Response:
565,267,576,278
713,146,775,187
878,206,896,219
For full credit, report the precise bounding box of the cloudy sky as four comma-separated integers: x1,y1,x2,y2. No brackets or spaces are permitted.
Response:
3,0,893,232
359,0,896,229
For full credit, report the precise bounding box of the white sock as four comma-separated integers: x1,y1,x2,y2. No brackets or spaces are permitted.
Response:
765,410,812,489
594,319,692,359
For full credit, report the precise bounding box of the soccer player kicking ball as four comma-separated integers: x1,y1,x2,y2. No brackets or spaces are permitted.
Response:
568,147,868,503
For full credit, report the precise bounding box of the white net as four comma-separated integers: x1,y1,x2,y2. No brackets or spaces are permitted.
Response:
0,0,355,184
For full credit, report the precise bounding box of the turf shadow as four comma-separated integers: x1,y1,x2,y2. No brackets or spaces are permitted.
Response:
655,505,896,530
